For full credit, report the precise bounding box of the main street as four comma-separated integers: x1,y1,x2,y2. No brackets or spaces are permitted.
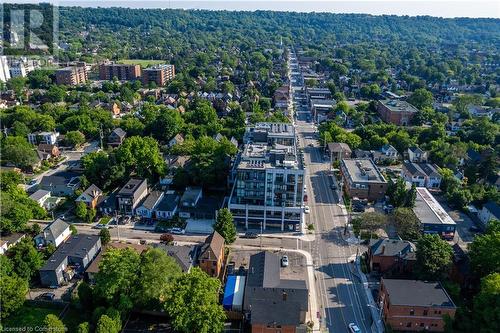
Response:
289,49,373,332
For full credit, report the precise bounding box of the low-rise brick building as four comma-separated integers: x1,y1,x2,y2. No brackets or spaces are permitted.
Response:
377,99,418,126
380,278,457,332
340,158,388,201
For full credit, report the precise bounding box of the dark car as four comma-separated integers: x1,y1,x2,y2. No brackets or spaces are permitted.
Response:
352,204,365,213
38,292,55,301
241,232,259,239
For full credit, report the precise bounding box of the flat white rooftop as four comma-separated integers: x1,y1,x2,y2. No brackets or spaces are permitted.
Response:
413,187,456,225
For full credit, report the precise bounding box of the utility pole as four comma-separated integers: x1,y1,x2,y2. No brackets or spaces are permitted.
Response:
99,124,104,151
260,221,263,250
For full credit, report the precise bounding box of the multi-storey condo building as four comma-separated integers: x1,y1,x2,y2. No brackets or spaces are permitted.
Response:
99,63,142,81
142,64,175,86
340,158,388,201
228,122,305,231
377,99,419,126
0,56,11,83
55,64,88,86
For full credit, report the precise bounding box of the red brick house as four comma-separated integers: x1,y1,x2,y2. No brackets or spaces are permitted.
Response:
368,238,416,276
377,100,418,126
199,231,225,278
380,279,457,332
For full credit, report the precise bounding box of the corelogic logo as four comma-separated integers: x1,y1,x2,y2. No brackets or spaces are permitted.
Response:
1,2,59,56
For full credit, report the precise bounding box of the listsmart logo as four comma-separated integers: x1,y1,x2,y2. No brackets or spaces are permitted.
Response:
1,2,59,57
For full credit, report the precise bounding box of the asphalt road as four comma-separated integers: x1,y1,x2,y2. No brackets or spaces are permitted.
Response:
289,49,372,333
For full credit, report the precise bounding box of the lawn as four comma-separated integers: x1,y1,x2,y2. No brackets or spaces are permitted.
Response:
3,303,61,329
118,59,165,67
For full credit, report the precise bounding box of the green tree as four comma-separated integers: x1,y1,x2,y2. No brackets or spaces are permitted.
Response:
165,267,225,333
43,314,67,333
70,224,78,235
96,315,120,333
115,136,166,181
415,234,453,280
7,77,27,101
360,212,387,238
75,201,88,221
393,208,421,240
472,273,500,333
8,238,44,280
64,130,86,148
407,88,434,109
77,322,90,333
214,208,236,244
468,229,500,279
132,248,182,310
99,228,111,246
1,136,37,169
0,271,28,319
386,177,408,207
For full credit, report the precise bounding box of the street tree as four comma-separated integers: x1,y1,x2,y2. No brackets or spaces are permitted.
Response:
165,267,226,333
75,201,88,221
214,208,237,244
393,208,421,240
415,234,453,280
43,314,67,333
64,130,86,148
99,228,111,246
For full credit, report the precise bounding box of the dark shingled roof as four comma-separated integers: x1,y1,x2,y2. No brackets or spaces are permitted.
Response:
484,201,500,220
244,251,308,326
382,278,456,308
200,231,225,261
369,238,415,257
40,171,81,186
154,244,199,272
139,191,163,210
155,193,179,212
41,234,100,271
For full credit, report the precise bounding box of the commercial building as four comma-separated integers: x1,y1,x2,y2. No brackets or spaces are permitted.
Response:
340,158,388,201
310,98,336,123
0,56,11,82
413,187,456,240
40,234,101,287
9,57,35,77
99,62,142,81
55,64,88,85
142,64,175,86
243,251,309,333
327,142,352,162
380,278,456,332
228,122,305,231
377,99,419,126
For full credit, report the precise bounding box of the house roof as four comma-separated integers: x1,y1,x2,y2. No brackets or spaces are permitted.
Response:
44,218,70,239
403,162,439,177
139,191,163,210
382,278,456,308
29,189,51,202
37,143,57,152
81,184,102,199
201,231,225,260
40,171,81,187
413,187,456,226
483,201,500,219
118,178,147,196
180,187,202,206
408,146,425,154
327,142,352,154
154,244,199,272
369,238,415,257
155,193,179,212
110,127,126,139
41,234,101,271
2,233,25,246
245,251,308,326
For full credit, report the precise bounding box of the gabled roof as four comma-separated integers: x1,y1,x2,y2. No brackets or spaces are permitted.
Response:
110,127,126,139
45,218,70,239
408,146,425,154
483,201,500,219
40,171,81,187
155,244,199,272
327,142,352,154
201,231,225,260
369,238,415,257
154,193,179,212
29,189,51,202
37,143,57,152
139,191,163,210
80,184,102,199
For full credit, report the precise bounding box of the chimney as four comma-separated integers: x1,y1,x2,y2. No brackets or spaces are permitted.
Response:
381,245,385,255
282,291,287,301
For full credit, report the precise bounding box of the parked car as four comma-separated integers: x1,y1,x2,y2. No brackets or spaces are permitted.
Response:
38,292,55,301
304,206,310,214
281,255,289,267
348,323,361,333
383,204,394,214
169,227,185,235
28,179,37,186
352,203,365,213
242,231,259,239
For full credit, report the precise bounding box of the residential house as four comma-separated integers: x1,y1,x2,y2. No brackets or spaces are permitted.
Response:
154,244,199,273
199,231,225,278
168,133,184,148
28,131,59,145
372,144,398,164
85,242,147,283
413,188,456,240
179,187,222,221
340,159,388,201
368,238,416,275
478,201,500,228
37,144,60,159
327,142,352,162
117,179,149,215
407,147,428,163
108,128,126,147
0,233,26,255
75,184,103,209
153,191,179,220
467,105,496,118
35,218,71,248
29,189,52,209
379,278,456,332
243,251,309,333
402,162,442,189
135,190,164,219
40,234,101,287
39,171,81,196
97,191,117,215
